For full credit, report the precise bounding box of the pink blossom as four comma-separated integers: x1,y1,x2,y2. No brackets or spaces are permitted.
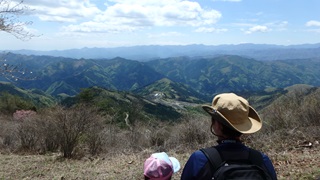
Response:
13,110,36,121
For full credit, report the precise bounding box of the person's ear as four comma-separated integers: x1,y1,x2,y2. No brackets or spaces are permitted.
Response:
215,121,222,130
215,120,224,133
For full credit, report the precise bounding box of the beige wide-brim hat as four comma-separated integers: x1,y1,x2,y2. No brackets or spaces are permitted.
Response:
202,93,262,134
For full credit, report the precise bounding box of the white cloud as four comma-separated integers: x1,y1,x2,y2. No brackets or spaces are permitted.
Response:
266,21,288,31
195,27,228,33
107,1,220,26
266,21,288,27
236,21,286,33
305,20,320,34
18,0,223,34
306,20,320,27
23,0,102,23
307,29,320,33
63,21,137,33
245,25,269,34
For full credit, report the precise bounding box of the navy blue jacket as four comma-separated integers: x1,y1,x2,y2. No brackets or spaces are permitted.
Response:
181,141,277,180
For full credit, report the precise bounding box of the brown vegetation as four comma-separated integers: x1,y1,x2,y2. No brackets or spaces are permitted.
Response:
0,88,320,179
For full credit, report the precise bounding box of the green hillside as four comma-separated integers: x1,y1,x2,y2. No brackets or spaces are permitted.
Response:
2,53,320,99
61,86,182,124
146,55,320,95
134,78,207,103
17,57,164,96
0,82,56,114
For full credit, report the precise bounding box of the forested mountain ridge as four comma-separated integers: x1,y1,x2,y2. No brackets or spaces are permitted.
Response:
0,82,56,114
2,53,320,99
146,55,320,95
15,57,165,96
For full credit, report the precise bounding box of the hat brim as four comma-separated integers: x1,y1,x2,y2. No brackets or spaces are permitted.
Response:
169,157,180,173
202,105,262,134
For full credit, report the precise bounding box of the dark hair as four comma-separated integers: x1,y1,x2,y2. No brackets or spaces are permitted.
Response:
211,117,242,138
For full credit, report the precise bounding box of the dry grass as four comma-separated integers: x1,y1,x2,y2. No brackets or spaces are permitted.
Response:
0,149,180,180
273,148,320,179
0,116,319,180
0,145,319,180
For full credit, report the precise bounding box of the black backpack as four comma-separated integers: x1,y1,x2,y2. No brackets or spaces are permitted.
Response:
200,147,273,180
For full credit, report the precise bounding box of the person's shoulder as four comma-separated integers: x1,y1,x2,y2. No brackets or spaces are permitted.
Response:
259,151,272,161
255,150,278,179
248,149,272,163
181,150,210,179
185,149,209,166
190,150,206,160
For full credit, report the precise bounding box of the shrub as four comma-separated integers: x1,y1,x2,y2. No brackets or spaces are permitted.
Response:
52,105,103,158
18,117,41,151
167,114,214,150
300,88,320,126
261,87,320,131
85,117,105,156
37,112,60,153
0,115,19,151
149,126,170,147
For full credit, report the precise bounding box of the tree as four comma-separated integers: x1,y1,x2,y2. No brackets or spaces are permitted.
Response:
54,105,103,158
0,1,35,81
0,0,33,40
0,92,36,114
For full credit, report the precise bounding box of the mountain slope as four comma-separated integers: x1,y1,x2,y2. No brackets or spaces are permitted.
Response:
146,55,320,95
0,82,56,111
135,78,207,103
3,53,320,98
61,86,182,123
16,57,165,96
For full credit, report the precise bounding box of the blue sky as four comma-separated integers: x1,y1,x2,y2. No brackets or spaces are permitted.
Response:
1,0,320,50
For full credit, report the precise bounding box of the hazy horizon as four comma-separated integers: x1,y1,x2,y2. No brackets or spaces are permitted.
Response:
1,0,319,51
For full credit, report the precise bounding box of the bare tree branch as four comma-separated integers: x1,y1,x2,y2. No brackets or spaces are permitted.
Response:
0,0,34,40
0,1,36,81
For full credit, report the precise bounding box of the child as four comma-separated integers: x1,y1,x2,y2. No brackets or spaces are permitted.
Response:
144,152,180,180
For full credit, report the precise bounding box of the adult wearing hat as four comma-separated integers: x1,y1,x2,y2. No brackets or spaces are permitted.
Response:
181,93,277,179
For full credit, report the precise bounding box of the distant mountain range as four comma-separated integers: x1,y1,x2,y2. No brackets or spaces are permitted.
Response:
3,43,320,61
2,51,320,121
2,53,320,101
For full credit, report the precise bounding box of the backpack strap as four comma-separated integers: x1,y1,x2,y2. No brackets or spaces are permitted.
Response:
200,147,223,172
200,147,265,172
248,148,264,167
